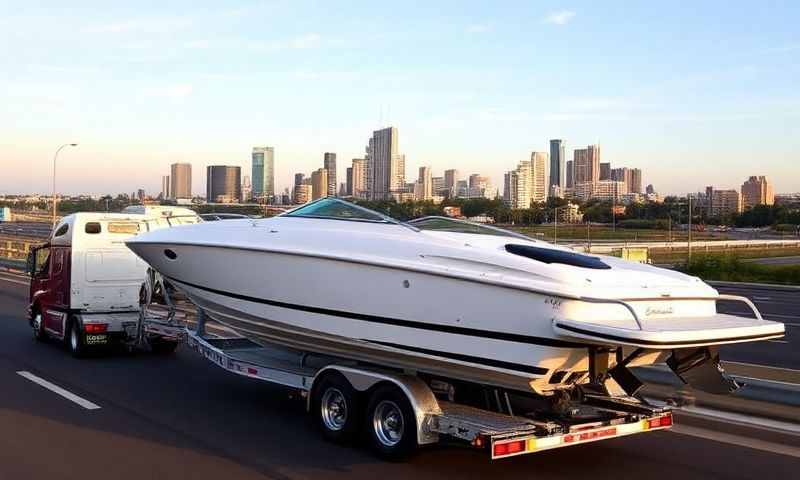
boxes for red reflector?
[247,367,257,375]
[84,323,108,334]
[563,434,575,443]
[493,443,508,457]
[506,440,525,454]
[660,415,673,427]
[649,418,661,429]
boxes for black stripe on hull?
[369,341,549,375]
[165,275,586,349]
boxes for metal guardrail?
[0,257,26,272]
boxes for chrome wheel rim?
[70,324,79,351]
[33,314,42,336]
[320,388,348,431]
[372,400,404,447]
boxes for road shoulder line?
[17,371,101,410]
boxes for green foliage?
[679,253,800,285]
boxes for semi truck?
[26,207,199,356]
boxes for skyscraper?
[206,166,241,203]
[241,175,252,202]
[468,174,491,198]
[293,184,311,204]
[160,175,170,200]
[345,167,353,196]
[252,146,275,200]
[503,160,533,209]
[444,169,459,198]
[573,145,600,185]
[530,152,548,203]
[416,166,433,201]
[599,162,611,181]
[324,152,337,197]
[351,158,367,199]
[549,139,565,193]
[630,168,642,194]
[706,186,742,217]
[741,176,774,209]
[366,127,404,200]
[565,160,574,189]
[170,163,192,199]
[294,173,305,186]
[311,168,328,200]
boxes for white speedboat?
[126,198,784,395]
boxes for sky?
[1,0,798,197]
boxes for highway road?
[744,256,800,265]
[1,272,798,479]
[0,221,51,239]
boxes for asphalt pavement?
[0,272,798,479]
[743,256,800,265]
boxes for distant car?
[199,213,251,221]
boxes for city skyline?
[1,2,798,196]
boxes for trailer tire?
[364,385,418,461]
[67,319,87,358]
[313,374,361,444]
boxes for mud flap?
[667,347,740,395]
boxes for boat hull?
[131,242,607,392]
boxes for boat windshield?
[408,216,536,241]
[283,198,411,227]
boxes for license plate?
[85,334,109,345]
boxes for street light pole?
[52,143,78,226]
[688,194,693,260]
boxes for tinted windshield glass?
[284,198,391,223]
[409,216,526,239]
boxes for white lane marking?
[767,339,789,344]
[0,276,29,286]
[752,296,772,301]
[723,311,800,321]
[669,425,800,459]
[17,371,101,410]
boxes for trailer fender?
[309,366,442,445]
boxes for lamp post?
[52,143,78,227]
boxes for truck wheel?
[150,338,179,355]
[32,313,47,342]
[313,374,361,443]
[67,320,87,358]
[364,385,418,460]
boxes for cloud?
[141,84,193,99]
[83,18,191,34]
[247,33,322,52]
[544,10,576,25]
[466,23,492,34]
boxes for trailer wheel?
[67,320,86,358]
[32,313,47,342]
[313,374,361,443]
[364,385,418,460]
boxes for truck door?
[28,245,67,337]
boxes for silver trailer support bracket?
[310,366,444,445]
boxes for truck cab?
[27,209,200,356]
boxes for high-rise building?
[351,158,367,199]
[170,163,192,199]
[741,176,774,209]
[630,168,642,194]
[503,160,533,209]
[599,162,611,181]
[345,167,353,196]
[432,176,445,196]
[206,166,241,203]
[530,151,548,202]
[366,127,404,200]
[311,168,328,200]
[293,184,311,204]
[574,180,624,202]
[610,167,642,194]
[416,166,433,201]
[294,173,305,186]
[646,184,655,195]
[136,189,146,202]
[706,186,742,217]
[252,146,275,200]
[565,160,574,189]
[161,175,170,200]
[324,152,337,197]
[241,175,252,202]
[468,174,491,198]
[444,169,459,197]
[549,139,565,193]
[573,145,600,185]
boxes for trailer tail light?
[84,323,108,334]
[493,439,526,458]
[645,414,673,430]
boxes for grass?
[504,225,726,242]
[677,253,800,285]
[649,246,800,265]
